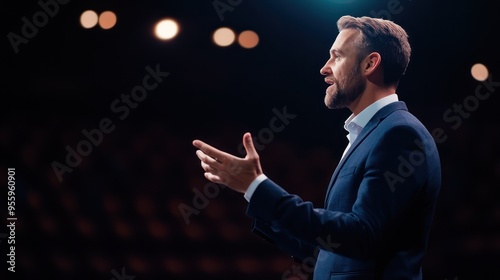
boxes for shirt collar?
[344,93,399,140]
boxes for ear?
[362,52,382,76]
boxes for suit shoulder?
[362,103,438,151]
[375,110,437,148]
[382,110,429,132]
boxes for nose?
[320,62,331,76]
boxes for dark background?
[2,0,500,279]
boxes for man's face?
[320,28,366,109]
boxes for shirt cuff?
[244,174,268,202]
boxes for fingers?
[204,172,224,183]
[196,150,224,183]
[196,150,222,167]
[193,140,236,185]
[192,139,204,149]
[192,140,228,163]
[193,135,261,190]
[242,132,259,159]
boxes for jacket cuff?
[246,178,289,223]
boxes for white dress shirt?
[244,94,400,202]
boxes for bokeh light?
[99,11,117,30]
[80,10,98,29]
[238,30,259,49]
[471,63,489,81]
[155,18,180,40]
[213,27,236,47]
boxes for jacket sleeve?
[250,218,317,263]
[246,124,434,258]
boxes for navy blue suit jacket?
[246,102,441,279]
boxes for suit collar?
[340,101,408,167]
[344,93,400,132]
[324,101,408,206]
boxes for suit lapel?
[323,101,409,206]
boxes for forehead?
[330,28,361,53]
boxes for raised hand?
[192,132,263,194]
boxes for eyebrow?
[329,49,343,56]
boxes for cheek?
[333,68,343,82]
[332,62,345,78]
[334,61,353,82]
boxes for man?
[193,15,441,279]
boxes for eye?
[331,52,341,61]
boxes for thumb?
[242,132,259,158]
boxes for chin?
[324,95,333,109]
[325,94,339,109]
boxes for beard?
[324,66,366,109]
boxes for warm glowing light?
[80,10,98,29]
[99,11,117,30]
[213,27,235,47]
[155,19,179,40]
[471,63,489,81]
[238,30,259,49]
